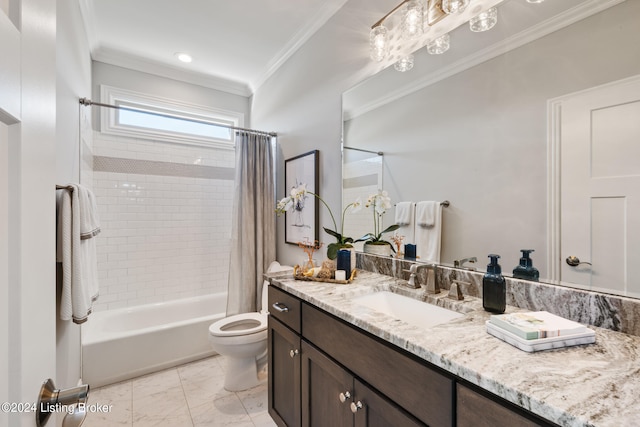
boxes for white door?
[1,2,57,426]
[559,76,640,297]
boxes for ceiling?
[79,0,350,96]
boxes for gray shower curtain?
[226,131,276,316]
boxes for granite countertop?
[268,270,640,427]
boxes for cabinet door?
[301,341,353,427]
[352,379,425,427]
[269,317,302,427]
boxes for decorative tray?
[486,321,596,353]
[293,266,357,285]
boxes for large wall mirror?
[342,0,640,297]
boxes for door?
[269,318,302,427]
[301,341,352,427]
[1,2,57,426]
[558,75,640,297]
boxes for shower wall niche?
[90,132,235,311]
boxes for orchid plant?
[354,190,400,250]
[276,184,362,259]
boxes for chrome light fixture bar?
[369,0,505,72]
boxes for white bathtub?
[82,293,226,388]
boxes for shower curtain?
[226,131,276,316]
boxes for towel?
[415,201,442,263]
[56,184,100,324]
[416,201,437,227]
[394,202,415,244]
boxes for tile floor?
[84,355,276,427]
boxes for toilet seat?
[208,312,267,338]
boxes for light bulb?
[401,0,424,40]
[427,33,450,55]
[442,0,470,14]
[370,26,389,62]
[470,7,498,32]
[394,55,414,72]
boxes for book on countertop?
[489,311,589,340]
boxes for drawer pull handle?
[350,401,363,413]
[289,349,299,358]
[272,302,289,313]
[339,391,351,403]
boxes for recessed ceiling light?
[175,52,192,63]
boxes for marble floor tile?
[84,355,275,427]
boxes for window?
[100,85,244,149]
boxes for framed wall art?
[284,150,319,245]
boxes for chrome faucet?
[454,257,477,270]
[403,263,440,294]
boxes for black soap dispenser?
[483,254,506,313]
[512,249,540,281]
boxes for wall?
[344,1,640,276]
[251,0,390,266]
[91,133,235,310]
[56,0,92,398]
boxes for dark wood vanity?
[267,285,554,427]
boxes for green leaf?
[327,243,339,260]
[381,224,400,234]
[323,227,342,241]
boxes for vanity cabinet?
[268,285,556,427]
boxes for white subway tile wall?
[92,133,235,311]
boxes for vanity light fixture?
[394,54,415,72]
[427,33,450,54]
[469,7,498,32]
[369,0,507,70]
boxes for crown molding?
[344,0,625,121]
[251,0,349,93]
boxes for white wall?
[56,0,93,394]
[251,0,389,266]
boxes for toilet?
[208,261,291,391]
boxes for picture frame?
[284,150,319,245]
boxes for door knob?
[566,256,592,267]
[350,401,363,413]
[339,391,351,403]
[289,349,299,358]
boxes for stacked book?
[486,311,596,352]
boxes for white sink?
[353,291,464,329]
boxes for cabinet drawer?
[302,302,453,427]
[268,286,301,333]
[457,383,549,427]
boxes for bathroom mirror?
[342,0,640,288]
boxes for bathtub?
[82,292,226,388]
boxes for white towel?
[416,201,437,227]
[415,201,442,263]
[56,184,100,324]
[394,202,415,244]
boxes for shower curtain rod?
[343,146,383,156]
[79,98,277,137]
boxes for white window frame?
[100,85,244,149]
